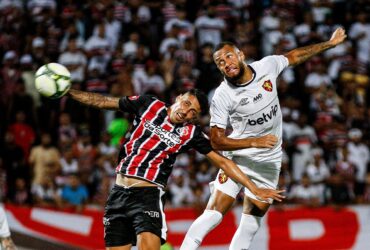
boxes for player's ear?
[238,50,245,61]
[175,94,182,102]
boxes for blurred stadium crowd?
[0,0,369,213]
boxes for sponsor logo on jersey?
[239,98,250,106]
[262,80,273,92]
[253,93,263,103]
[218,172,228,184]
[129,95,139,100]
[144,211,160,218]
[247,105,278,126]
[144,120,181,146]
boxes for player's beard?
[224,61,245,85]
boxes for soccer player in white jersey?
[0,206,16,250]
[181,27,347,250]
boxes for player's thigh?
[104,186,136,248]
[207,170,242,214]
[242,162,280,216]
[106,245,132,250]
[206,189,236,215]
[131,187,167,246]
[137,231,161,250]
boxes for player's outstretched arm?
[206,151,285,202]
[284,27,347,66]
[67,89,120,110]
[210,126,278,151]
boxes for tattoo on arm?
[287,41,333,66]
[69,89,119,110]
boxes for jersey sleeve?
[188,127,213,155]
[118,95,156,114]
[259,55,289,76]
[209,88,230,129]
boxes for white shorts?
[210,158,281,203]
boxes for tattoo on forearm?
[70,89,116,109]
[292,42,332,65]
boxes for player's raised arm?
[206,151,285,202]
[67,89,120,110]
[210,126,278,151]
[284,27,347,66]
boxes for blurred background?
[0,0,369,249]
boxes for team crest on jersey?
[129,96,139,100]
[218,172,228,184]
[262,80,273,92]
[176,127,189,136]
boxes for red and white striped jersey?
[116,95,212,187]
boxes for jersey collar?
[225,65,256,87]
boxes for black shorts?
[103,185,167,247]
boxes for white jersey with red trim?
[210,55,289,164]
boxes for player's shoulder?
[250,55,288,73]
[213,80,233,97]
[250,55,286,66]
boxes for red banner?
[5,204,370,250]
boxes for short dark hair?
[186,89,209,116]
[213,41,238,54]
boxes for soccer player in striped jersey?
[67,88,285,250]
[181,27,347,250]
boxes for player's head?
[213,41,246,83]
[169,89,209,124]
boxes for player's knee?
[243,198,270,216]
[207,191,235,215]
[137,232,161,250]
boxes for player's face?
[213,45,245,82]
[169,93,201,124]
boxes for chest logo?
[262,80,273,92]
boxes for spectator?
[7,110,36,159]
[194,5,226,47]
[0,131,28,199]
[58,112,78,148]
[56,173,88,213]
[291,113,317,182]
[168,169,194,207]
[349,11,370,64]
[31,175,58,207]
[9,177,32,205]
[29,132,61,187]
[58,38,88,83]
[346,128,369,200]
[289,173,322,207]
[306,148,330,202]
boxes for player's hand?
[329,27,347,46]
[250,134,278,148]
[254,188,286,204]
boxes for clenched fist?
[329,27,347,46]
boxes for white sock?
[229,214,261,250]
[180,210,223,250]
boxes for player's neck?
[237,63,254,85]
